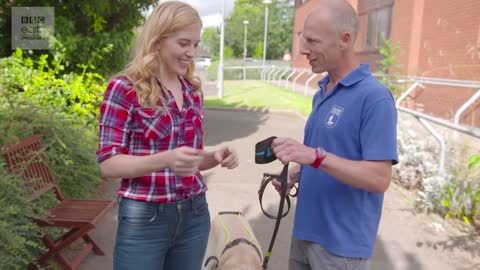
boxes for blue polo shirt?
[294,64,398,259]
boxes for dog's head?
[217,243,262,270]
[204,212,263,270]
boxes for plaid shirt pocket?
[184,107,204,148]
[192,107,203,136]
[136,108,172,141]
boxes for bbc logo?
[21,16,45,24]
[12,7,54,50]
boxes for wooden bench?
[1,134,115,270]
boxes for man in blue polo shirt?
[271,0,398,269]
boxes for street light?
[243,20,249,80]
[262,0,272,80]
[217,0,225,98]
[243,20,249,60]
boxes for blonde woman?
[96,2,238,269]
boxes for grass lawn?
[204,81,313,117]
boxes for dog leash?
[255,136,298,270]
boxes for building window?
[296,0,309,6]
[362,5,393,50]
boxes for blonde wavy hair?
[121,1,202,109]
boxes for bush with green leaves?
[395,115,480,226]
[378,39,403,97]
[0,85,102,268]
[0,50,102,197]
[1,49,105,126]
[0,0,157,77]
[440,154,480,226]
[414,152,480,226]
[0,100,101,198]
[0,162,45,270]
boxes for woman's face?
[157,22,202,78]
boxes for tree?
[201,27,220,59]
[0,0,157,76]
[224,0,294,60]
[224,46,234,59]
[254,42,263,59]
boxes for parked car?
[194,57,212,70]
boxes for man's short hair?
[328,0,359,42]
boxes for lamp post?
[243,20,249,80]
[262,0,272,80]
[217,0,225,98]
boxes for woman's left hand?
[213,146,239,169]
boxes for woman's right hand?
[166,146,204,176]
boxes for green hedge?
[0,50,104,268]
[1,49,105,127]
[0,162,45,269]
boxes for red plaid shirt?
[96,76,207,203]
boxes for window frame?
[359,4,394,52]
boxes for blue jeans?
[113,193,210,270]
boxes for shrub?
[440,154,480,225]
[395,116,480,226]
[0,49,102,197]
[378,39,403,97]
[0,98,100,198]
[1,42,105,267]
[394,127,440,189]
[0,49,106,127]
[0,74,102,268]
[0,162,45,269]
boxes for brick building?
[292,0,480,127]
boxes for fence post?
[292,70,307,92]
[285,69,297,89]
[304,73,319,96]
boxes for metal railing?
[222,65,480,175]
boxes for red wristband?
[310,147,327,168]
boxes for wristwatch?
[310,147,327,168]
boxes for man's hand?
[271,168,300,195]
[213,146,239,169]
[271,137,316,165]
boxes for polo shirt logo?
[325,105,344,128]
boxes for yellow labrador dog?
[203,212,263,270]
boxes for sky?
[179,0,237,27]
[147,0,237,28]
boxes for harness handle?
[261,163,290,270]
[258,167,297,219]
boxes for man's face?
[300,14,341,74]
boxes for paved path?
[80,107,480,270]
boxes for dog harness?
[203,211,262,268]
